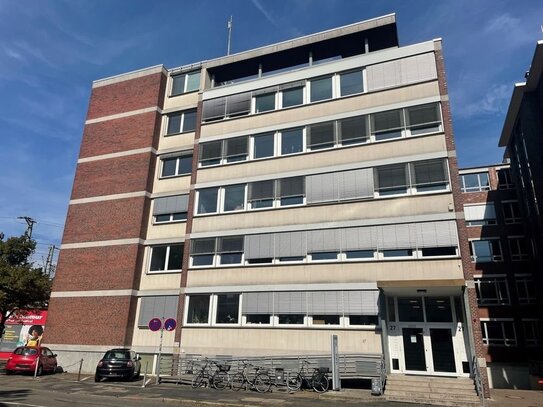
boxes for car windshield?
[14,347,38,356]
[104,350,131,359]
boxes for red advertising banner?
[0,310,48,359]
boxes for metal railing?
[472,356,485,406]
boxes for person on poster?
[25,325,44,346]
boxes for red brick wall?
[52,244,144,292]
[45,296,138,346]
[62,197,148,243]
[80,111,162,158]
[86,72,167,120]
[71,153,154,199]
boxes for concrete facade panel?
[157,132,196,152]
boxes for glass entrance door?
[430,328,456,373]
[402,327,426,371]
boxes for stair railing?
[472,356,485,406]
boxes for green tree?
[0,234,52,339]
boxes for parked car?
[95,348,141,382]
[5,346,57,375]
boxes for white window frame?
[309,251,340,262]
[515,274,536,304]
[278,127,306,157]
[184,294,212,326]
[252,91,279,114]
[469,238,503,262]
[212,293,242,327]
[377,249,415,260]
[480,318,517,347]
[153,212,188,224]
[165,109,196,136]
[220,184,247,213]
[170,71,200,96]
[345,314,380,329]
[147,244,183,274]
[160,154,192,178]
[460,172,491,193]
[308,314,342,328]
[341,250,377,262]
[275,314,308,327]
[250,132,277,160]
[464,203,497,226]
[195,187,220,215]
[279,85,306,109]
[474,275,510,305]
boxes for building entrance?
[386,295,469,376]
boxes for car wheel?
[36,365,43,376]
[94,374,101,382]
[5,370,13,375]
[133,368,141,380]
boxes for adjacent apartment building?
[45,14,488,388]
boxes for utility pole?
[18,216,36,238]
[44,245,58,278]
[227,16,233,55]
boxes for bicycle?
[231,361,272,393]
[209,362,233,390]
[286,360,330,393]
[191,358,213,388]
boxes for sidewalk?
[487,388,543,407]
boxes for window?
[406,104,441,135]
[254,93,275,113]
[190,238,216,266]
[338,116,368,145]
[252,133,275,159]
[420,247,457,257]
[470,239,502,262]
[412,160,448,192]
[224,137,248,163]
[248,180,274,209]
[464,203,497,226]
[497,168,513,189]
[311,315,340,325]
[153,195,188,223]
[307,122,335,150]
[278,314,305,325]
[218,236,244,265]
[281,86,304,108]
[425,297,453,322]
[460,172,490,192]
[382,249,413,258]
[310,76,333,102]
[515,275,536,304]
[186,295,210,324]
[349,315,379,326]
[375,164,408,196]
[223,184,245,212]
[215,294,240,324]
[278,177,305,206]
[171,70,200,96]
[474,277,510,305]
[481,320,517,346]
[340,70,363,96]
[161,154,192,177]
[199,141,222,166]
[149,244,184,273]
[311,252,339,261]
[398,297,424,322]
[502,201,521,224]
[345,250,374,260]
[138,296,178,327]
[523,320,542,346]
[509,237,529,261]
[166,109,197,135]
[197,187,219,214]
[280,128,303,155]
[371,109,403,141]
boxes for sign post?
[148,317,176,383]
[331,334,340,390]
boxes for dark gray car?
[95,348,141,382]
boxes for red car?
[5,346,57,375]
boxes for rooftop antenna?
[227,16,233,55]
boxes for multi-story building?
[45,14,488,391]
[459,163,542,388]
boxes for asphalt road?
[0,372,426,407]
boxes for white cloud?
[455,84,512,118]
[251,0,280,28]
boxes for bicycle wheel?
[191,372,205,388]
[253,372,272,393]
[231,372,245,391]
[312,373,329,393]
[212,371,229,390]
[286,373,302,391]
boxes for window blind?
[275,231,307,257]
[226,92,251,116]
[308,291,342,315]
[464,204,496,221]
[307,229,341,252]
[245,234,274,259]
[138,296,179,327]
[190,238,217,254]
[153,195,189,215]
[306,173,338,203]
[202,97,226,121]
[343,291,379,315]
[340,226,378,251]
[274,291,306,314]
[338,168,374,200]
[242,292,273,314]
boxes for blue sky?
[0,0,541,264]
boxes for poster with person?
[0,310,47,358]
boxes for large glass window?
[223,184,245,212]
[475,277,510,305]
[371,109,403,141]
[253,133,274,159]
[199,141,222,166]
[197,188,219,214]
[248,180,274,209]
[218,236,244,265]
[470,239,502,262]
[278,177,304,206]
[406,104,441,135]
[340,70,363,96]
[523,320,542,346]
[515,275,536,304]
[412,160,448,192]
[186,295,210,324]
[282,86,303,108]
[224,137,248,163]
[310,76,332,102]
[460,172,490,192]
[166,109,196,135]
[149,244,183,273]
[171,71,200,96]
[281,128,303,155]
[375,164,408,196]
[190,238,216,266]
[216,294,240,324]
[497,168,513,189]
[161,154,192,177]
[481,320,517,346]
[398,297,424,322]
[502,201,521,224]
[509,237,529,261]
[307,122,335,150]
[425,297,453,322]
[339,116,368,145]
[255,93,275,113]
